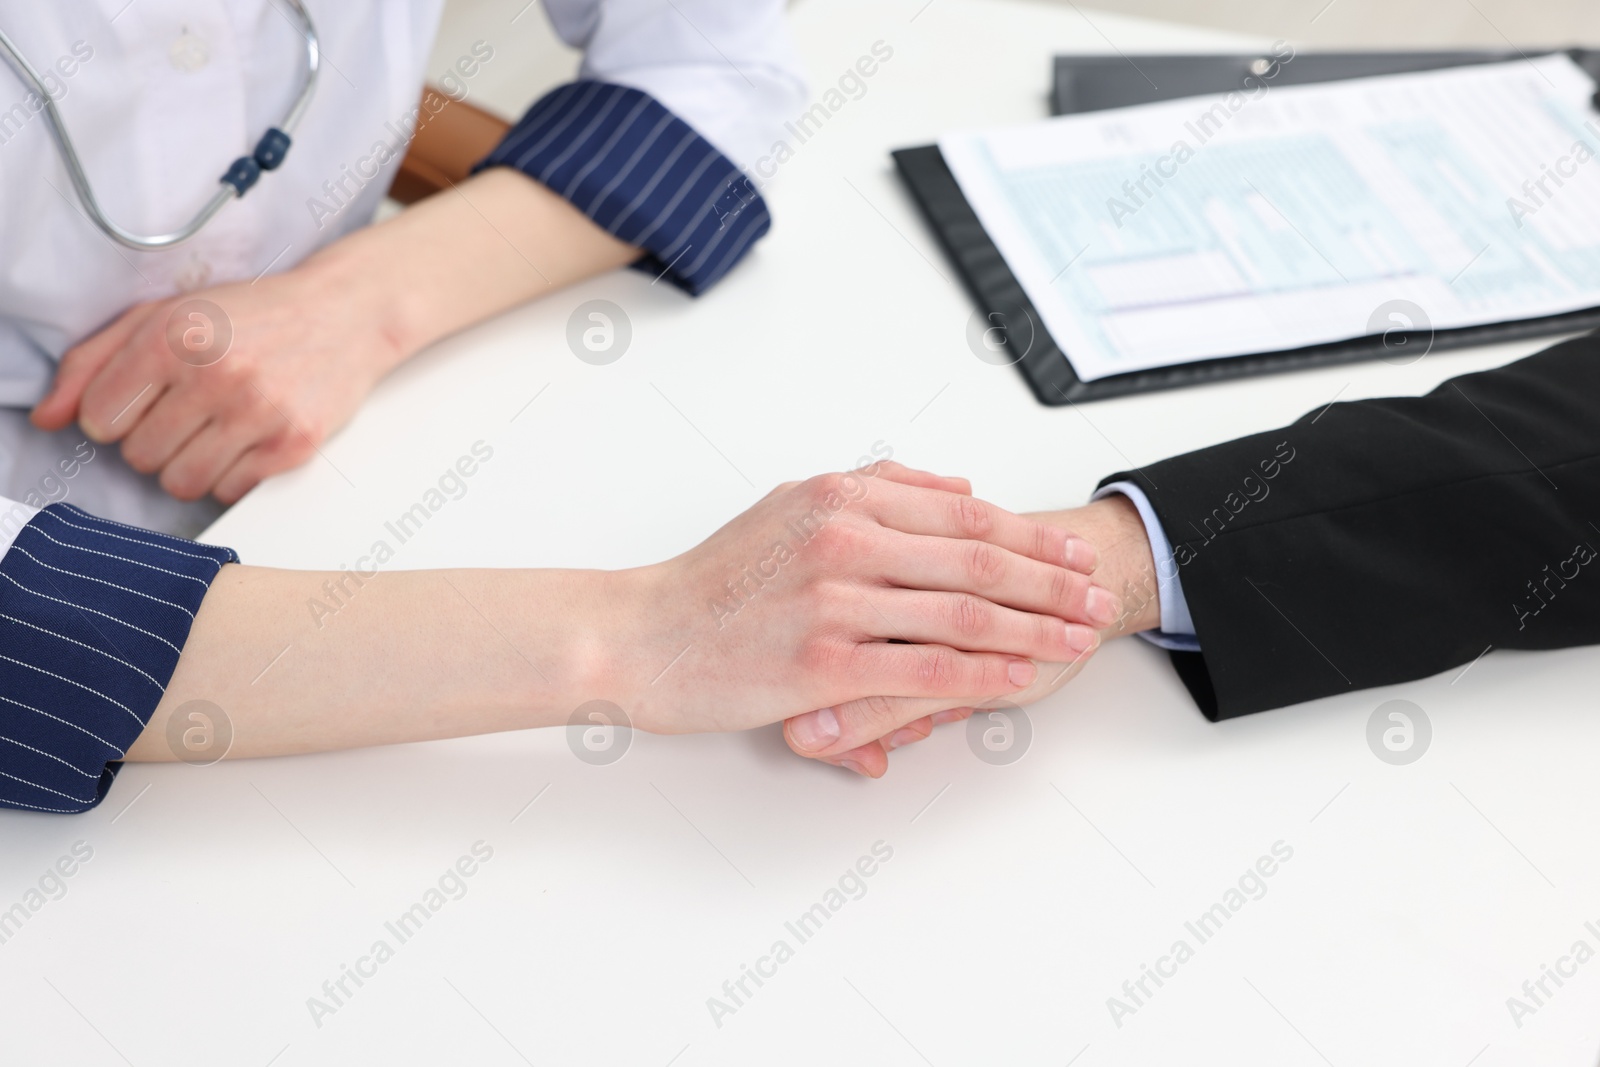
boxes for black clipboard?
[892,49,1600,405]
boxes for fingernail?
[790,707,840,752]
[1066,625,1099,654]
[841,759,869,777]
[1065,537,1098,572]
[1008,660,1036,687]
[1086,587,1122,627]
[931,709,967,725]
[886,728,921,751]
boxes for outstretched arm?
[0,462,1119,812]
[787,332,1600,774]
[127,467,1112,761]
[1090,333,1600,719]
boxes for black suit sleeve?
[1099,333,1600,720]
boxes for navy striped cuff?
[475,80,770,296]
[0,505,237,814]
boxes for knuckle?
[964,541,1006,586]
[805,471,846,501]
[250,396,290,432]
[277,438,316,471]
[1037,613,1061,655]
[133,333,169,365]
[915,647,956,690]
[799,634,851,676]
[295,413,328,446]
[158,466,203,501]
[212,355,254,388]
[1049,566,1076,612]
[215,380,263,416]
[120,440,160,475]
[951,494,993,539]
[1032,521,1062,564]
[265,425,312,460]
[232,399,278,438]
[973,655,1009,693]
[857,694,900,730]
[947,593,991,640]
[800,580,855,630]
[899,719,932,743]
[807,519,866,563]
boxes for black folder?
[892,50,1600,405]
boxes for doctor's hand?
[782,494,1162,777]
[30,265,408,502]
[617,462,1116,737]
[31,168,642,503]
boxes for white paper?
[940,54,1600,382]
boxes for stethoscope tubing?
[0,0,320,251]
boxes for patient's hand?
[779,652,1098,776]
[782,494,1161,775]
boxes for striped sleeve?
[0,501,237,815]
[474,81,770,296]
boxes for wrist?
[297,233,424,375]
[1029,497,1162,636]
[541,566,664,729]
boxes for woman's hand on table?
[611,461,1118,737]
[781,493,1164,776]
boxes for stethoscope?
[0,0,320,252]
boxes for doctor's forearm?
[121,564,614,761]
[304,168,640,364]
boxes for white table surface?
[5,1,1599,1064]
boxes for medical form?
[940,54,1600,381]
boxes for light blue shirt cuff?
[1092,481,1201,653]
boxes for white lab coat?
[0,0,804,531]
